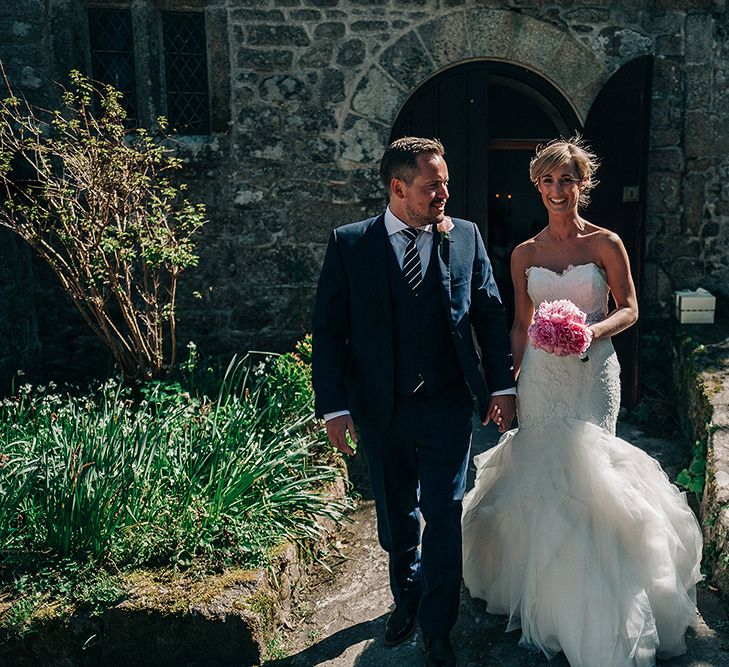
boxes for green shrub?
[0,344,350,580]
[676,440,706,497]
[0,71,207,380]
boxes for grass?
[265,633,291,660]
[0,338,352,637]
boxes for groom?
[312,137,515,666]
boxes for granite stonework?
[674,314,729,594]
[0,1,728,380]
[0,230,39,385]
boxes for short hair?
[529,135,600,208]
[379,136,445,190]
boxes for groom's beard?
[406,202,447,228]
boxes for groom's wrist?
[324,410,351,421]
[491,388,516,396]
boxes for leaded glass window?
[162,12,210,135]
[88,8,137,125]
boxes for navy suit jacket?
[312,213,514,431]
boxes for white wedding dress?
[462,263,703,667]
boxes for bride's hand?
[485,395,516,433]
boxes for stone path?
[266,421,729,667]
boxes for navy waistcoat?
[386,236,464,395]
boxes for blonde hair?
[529,135,600,209]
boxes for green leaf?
[676,470,692,489]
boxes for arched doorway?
[391,61,580,321]
[390,58,652,406]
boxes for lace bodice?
[517,262,620,434]
[526,263,610,323]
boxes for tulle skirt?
[462,419,703,667]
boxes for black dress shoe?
[424,637,456,667]
[384,604,417,646]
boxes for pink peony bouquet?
[528,299,593,360]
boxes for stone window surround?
[78,0,230,135]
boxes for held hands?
[326,395,515,450]
[484,395,516,433]
[325,414,358,456]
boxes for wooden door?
[583,55,653,407]
[390,64,490,235]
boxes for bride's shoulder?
[583,222,625,251]
[511,238,538,266]
[583,223,629,268]
[583,222,621,243]
[510,239,540,280]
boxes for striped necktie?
[401,227,422,293]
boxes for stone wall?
[0,1,47,384]
[0,0,728,379]
[674,315,729,593]
[0,230,39,385]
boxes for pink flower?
[436,217,454,242]
[528,299,593,358]
[436,217,454,234]
[528,318,559,354]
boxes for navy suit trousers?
[358,382,473,641]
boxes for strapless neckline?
[526,262,605,278]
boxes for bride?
[462,137,703,666]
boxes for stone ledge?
[0,547,301,666]
[0,477,348,666]
[674,312,729,592]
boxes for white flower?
[436,217,454,234]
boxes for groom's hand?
[325,414,358,456]
[484,395,516,433]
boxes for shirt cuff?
[324,410,351,421]
[491,388,516,396]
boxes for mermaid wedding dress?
[462,263,703,666]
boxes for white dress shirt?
[384,206,434,276]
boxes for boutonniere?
[436,217,454,243]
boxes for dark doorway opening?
[390,58,652,407]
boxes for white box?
[675,288,716,324]
[677,310,715,324]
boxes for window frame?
[160,9,211,135]
[81,0,229,136]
